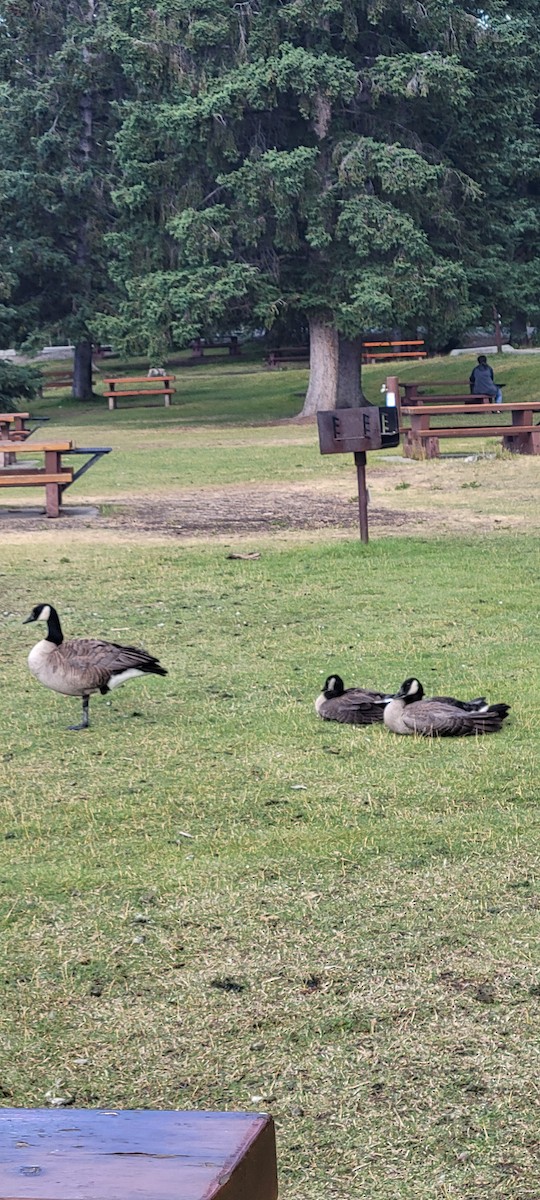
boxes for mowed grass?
[2,532,540,1199]
[18,350,540,510]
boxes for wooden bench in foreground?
[0,1108,278,1200]
[0,441,112,517]
[401,402,540,459]
[104,374,176,410]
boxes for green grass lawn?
[1,354,540,1198]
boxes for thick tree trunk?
[73,340,94,399]
[336,336,370,408]
[300,321,371,415]
[301,319,339,415]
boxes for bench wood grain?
[0,1108,278,1200]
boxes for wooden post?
[44,448,61,517]
[354,451,369,543]
[504,408,540,455]
[493,305,503,354]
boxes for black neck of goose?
[45,608,63,646]
[403,684,424,705]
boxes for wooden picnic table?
[0,412,50,466]
[104,375,176,410]
[401,401,540,458]
[399,381,491,405]
[0,441,112,516]
[0,1108,278,1200]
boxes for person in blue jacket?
[469,355,503,404]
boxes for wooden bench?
[41,370,73,391]
[266,347,309,368]
[362,339,426,363]
[0,441,112,516]
[401,402,540,459]
[104,374,176,410]
[0,1108,278,1200]
[400,381,492,406]
[0,412,50,466]
[40,370,98,395]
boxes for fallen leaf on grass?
[226,552,261,560]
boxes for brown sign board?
[318,406,402,454]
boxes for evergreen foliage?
[0,0,125,394]
[1,0,540,403]
[0,361,42,412]
[108,1,540,361]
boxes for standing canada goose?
[383,678,510,737]
[315,675,392,725]
[23,603,167,730]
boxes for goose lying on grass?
[316,675,492,726]
[315,675,392,725]
[383,678,510,738]
[23,603,167,730]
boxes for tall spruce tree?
[109,1,540,411]
[0,0,124,397]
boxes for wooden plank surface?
[410,426,539,439]
[0,1109,278,1200]
[0,472,73,485]
[401,403,540,417]
[104,376,176,384]
[103,389,174,397]
[0,413,30,421]
[0,442,73,453]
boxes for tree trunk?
[300,320,370,415]
[73,340,94,399]
[336,336,370,407]
[301,319,338,415]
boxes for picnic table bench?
[0,412,50,466]
[0,441,112,516]
[104,374,176,409]
[266,346,309,368]
[400,381,492,406]
[40,370,98,393]
[401,401,540,459]
[363,339,426,363]
[0,1108,278,1200]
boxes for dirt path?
[0,478,522,539]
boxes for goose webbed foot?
[68,695,90,731]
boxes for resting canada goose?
[315,675,490,726]
[23,603,167,730]
[315,675,392,725]
[383,678,510,738]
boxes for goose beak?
[22,613,36,624]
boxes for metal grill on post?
[317,407,400,543]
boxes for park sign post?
[317,406,400,543]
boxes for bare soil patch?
[1,484,417,537]
[2,466,531,539]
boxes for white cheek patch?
[409,680,420,695]
[107,667,145,690]
[38,605,51,621]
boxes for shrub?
[0,360,43,411]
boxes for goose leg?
[68,695,90,731]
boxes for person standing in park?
[469,355,503,404]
